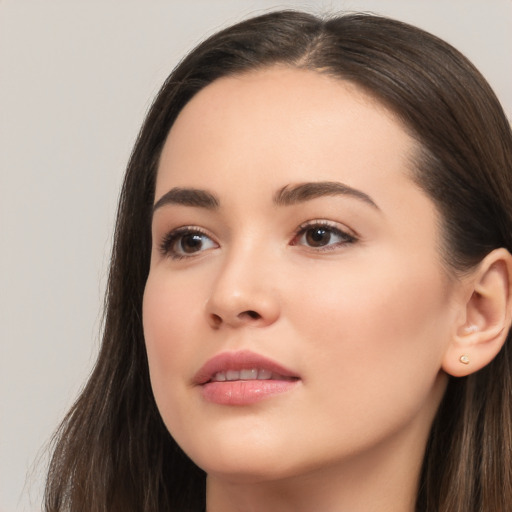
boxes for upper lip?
[193,350,299,385]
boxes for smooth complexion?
[143,67,474,512]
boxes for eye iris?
[180,233,203,253]
[306,227,331,247]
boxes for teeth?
[211,368,277,382]
[240,369,258,380]
[226,370,239,381]
[257,368,272,379]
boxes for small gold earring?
[459,354,470,365]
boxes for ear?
[442,248,512,377]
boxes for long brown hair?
[45,10,512,512]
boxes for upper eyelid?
[295,219,359,238]
[159,220,354,237]
[159,225,216,240]
[166,225,211,235]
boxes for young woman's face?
[143,67,464,482]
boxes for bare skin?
[143,66,512,511]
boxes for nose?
[205,249,281,329]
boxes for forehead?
[163,66,406,159]
[156,66,420,212]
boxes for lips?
[194,350,300,405]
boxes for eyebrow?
[153,181,379,213]
[273,181,379,209]
[153,187,220,212]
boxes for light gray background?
[1,1,511,510]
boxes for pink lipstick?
[194,350,299,405]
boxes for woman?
[45,10,512,512]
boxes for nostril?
[239,310,261,320]
[210,313,222,326]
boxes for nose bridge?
[205,236,280,328]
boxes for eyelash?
[291,221,357,250]
[159,226,216,261]
[159,221,357,260]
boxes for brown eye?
[305,227,332,247]
[179,233,206,253]
[294,223,356,250]
[160,228,218,259]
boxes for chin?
[181,436,303,483]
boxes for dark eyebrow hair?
[273,181,379,209]
[153,187,220,212]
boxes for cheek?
[287,256,453,422]
[291,257,451,342]
[142,272,205,415]
[143,268,209,344]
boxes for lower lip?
[200,379,298,405]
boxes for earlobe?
[442,248,512,378]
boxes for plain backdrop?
[1,1,511,510]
